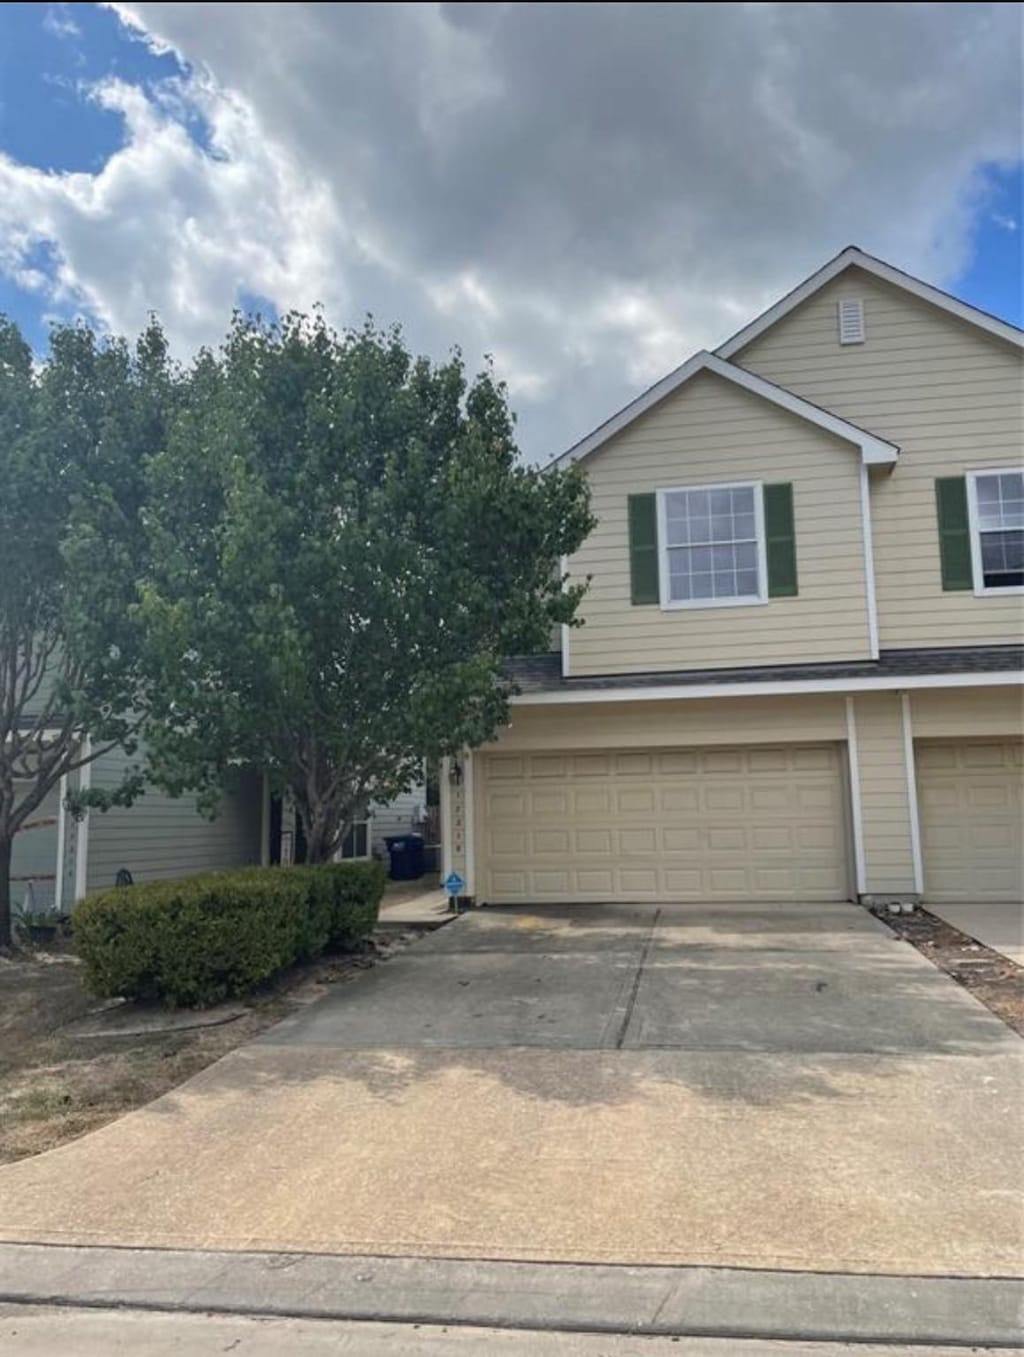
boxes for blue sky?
[0,3,1020,457]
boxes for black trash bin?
[384,833,425,881]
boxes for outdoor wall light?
[448,759,464,787]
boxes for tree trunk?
[300,804,337,865]
[0,832,13,951]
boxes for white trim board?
[54,772,68,914]
[859,464,880,659]
[73,739,91,903]
[510,669,1023,706]
[717,246,1024,359]
[559,554,570,678]
[463,748,476,896]
[900,692,924,895]
[844,697,867,897]
[550,350,899,472]
[439,757,452,885]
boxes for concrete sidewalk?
[3,1306,1007,1357]
[0,1244,1020,1347]
[926,901,1024,966]
[0,903,1020,1284]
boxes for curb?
[0,1243,1020,1347]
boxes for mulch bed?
[873,906,1023,1036]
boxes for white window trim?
[336,811,373,862]
[656,480,769,612]
[966,468,1024,597]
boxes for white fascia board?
[717,246,1024,359]
[510,669,1023,706]
[549,350,897,471]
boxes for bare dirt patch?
[0,930,425,1165]
[874,906,1023,1035]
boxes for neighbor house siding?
[370,782,426,856]
[733,267,1024,650]
[848,692,915,896]
[85,749,262,894]
[567,370,870,676]
[9,781,61,913]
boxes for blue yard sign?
[443,871,465,897]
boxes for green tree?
[140,313,594,862]
[0,317,175,947]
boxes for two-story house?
[442,248,1023,908]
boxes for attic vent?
[838,297,865,345]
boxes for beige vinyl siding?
[849,692,915,895]
[734,267,1024,650]
[85,749,262,894]
[491,693,847,753]
[370,781,426,856]
[910,685,1024,740]
[567,370,870,675]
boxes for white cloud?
[1,2,1020,459]
[42,5,82,40]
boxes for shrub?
[74,861,385,1008]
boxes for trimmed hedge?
[74,860,386,1008]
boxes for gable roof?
[716,245,1024,359]
[550,349,899,471]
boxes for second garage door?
[917,740,1024,903]
[478,744,849,904]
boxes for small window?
[969,470,1024,592]
[338,818,370,860]
[657,482,766,609]
[838,298,864,345]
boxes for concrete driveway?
[0,902,1020,1277]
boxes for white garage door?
[917,740,1024,903]
[479,744,849,903]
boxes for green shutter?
[628,494,659,605]
[935,477,973,591]
[764,483,798,598]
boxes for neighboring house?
[442,247,1023,908]
[10,741,263,917]
[12,748,428,914]
[267,778,428,866]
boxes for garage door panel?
[662,826,701,851]
[752,826,794,851]
[615,752,653,775]
[533,829,570,854]
[658,751,699,774]
[488,791,526,817]
[571,754,610,777]
[574,788,612,815]
[489,829,526,855]
[577,869,614,894]
[481,742,848,904]
[917,739,1023,904]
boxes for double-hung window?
[968,470,1024,593]
[657,481,767,608]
